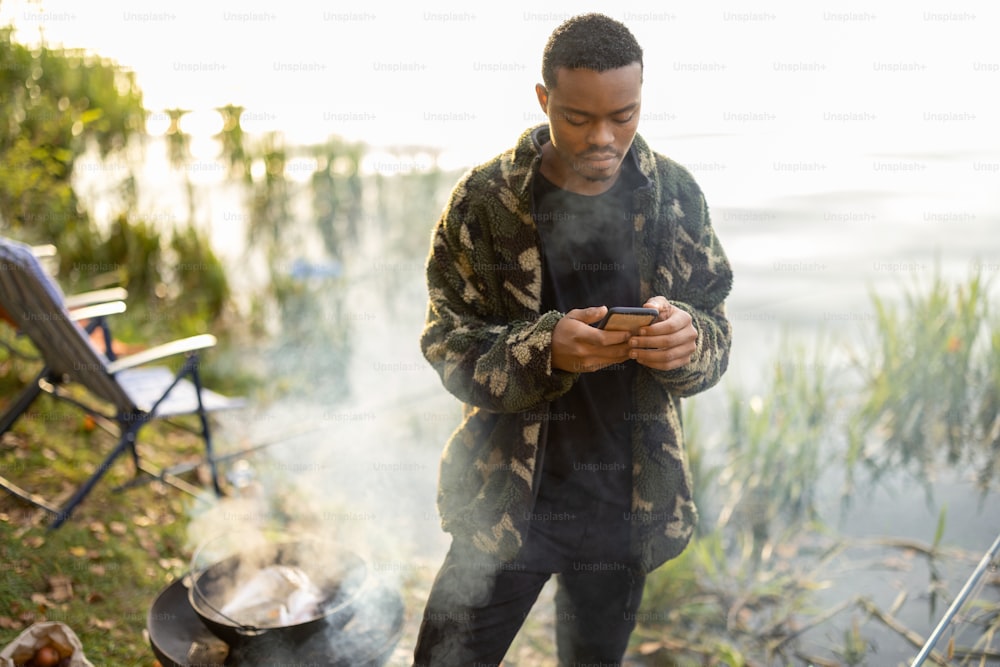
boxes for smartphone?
[592,306,658,333]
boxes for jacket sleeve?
[650,187,733,398]
[420,177,577,413]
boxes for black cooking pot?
[187,539,368,648]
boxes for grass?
[0,348,212,664]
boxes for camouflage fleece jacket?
[420,124,733,574]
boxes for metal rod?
[911,530,1000,667]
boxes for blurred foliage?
[215,103,250,184]
[0,26,229,341]
[0,25,141,261]
[715,343,833,564]
[246,131,290,254]
[309,137,364,260]
[640,273,1000,664]
[847,268,999,494]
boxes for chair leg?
[49,423,140,529]
[0,373,59,513]
[0,473,61,515]
[125,412,142,472]
[114,359,224,498]
[189,361,222,496]
[0,370,45,436]
[199,411,222,496]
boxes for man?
[414,13,733,666]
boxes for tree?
[0,25,144,273]
[0,25,230,335]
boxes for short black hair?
[541,13,644,90]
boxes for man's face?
[535,63,642,193]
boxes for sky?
[3,0,997,185]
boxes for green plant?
[0,26,144,256]
[715,341,834,563]
[846,268,998,493]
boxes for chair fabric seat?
[115,366,246,417]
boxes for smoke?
[181,182,463,663]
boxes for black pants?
[412,501,645,666]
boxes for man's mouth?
[580,153,619,169]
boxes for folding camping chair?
[1,245,128,443]
[0,244,127,358]
[0,237,245,528]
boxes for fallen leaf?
[109,521,128,535]
[137,531,159,558]
[90,617,115,630]
[30,592,49,606]
[89,564,106,576]
[25,535,45,549]
[68,545,88,558]
[0,616,20,629]
[158,557,185,571]
[638,640,665,655]
[86,592,104,604]
[47,574,74,602]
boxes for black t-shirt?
[532,165,642,517]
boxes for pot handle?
[188,569,266,636]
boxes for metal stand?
[910,530,1000,667]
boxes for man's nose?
[587,120,615,148]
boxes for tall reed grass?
[636,269,999,665]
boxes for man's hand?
[627,296,697,371]
[551,306,632,373]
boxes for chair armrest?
[106,334,217,374]
[68,301,127,322]
[63,287,129,310]
[30,244,57,260]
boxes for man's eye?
[614,114,635,124]
[563,114,585,126]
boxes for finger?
[630,345,695,370]
[630,324,697,352]
[631,326,697,349]
[565,305,608,325]
[642,296,672,319]
[639,308,691,336]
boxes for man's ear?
[535,83,549,114]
